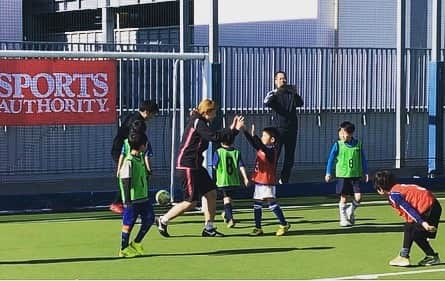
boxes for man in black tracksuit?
[111,100,159,163]
[264,71,304,184]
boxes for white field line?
[312,267,445,280]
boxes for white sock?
[339,202,347,221]
[160,216,169,225]
[205,221,214,230]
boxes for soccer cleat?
[155,217,170,237]
[418,254,440,266]
[389,255,410,267]
[340,219,352,227]
[249,228,264,236]
[119,246,138,258]
[202,227,225,237]
[276,223,291,236]
[226,219,236,228]
[129,241,144,256]
[109,203,124,214]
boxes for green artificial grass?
[0,195,444,279]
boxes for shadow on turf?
[0,246,334,264]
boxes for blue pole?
[427,62,444,176]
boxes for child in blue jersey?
[212,134,249,228]
[374,170,441,267]
[325,121,369,227]
[118,132,154,258]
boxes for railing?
[0,41,443,186]
[1,41,439,113]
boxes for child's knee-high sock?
[224,203,233,221]
[254,201,263,229]
[121,225,132,249]
[339,202,348,222]
[269,202,287,225]
[351,199,360,213]
[134,215,154,243]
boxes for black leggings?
[277,128,297,183]
[403,200,442,256]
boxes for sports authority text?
[0,72,111,114]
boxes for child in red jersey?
[243,124,290,236]
[373,170,442,267]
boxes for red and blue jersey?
[389,184,436,223]
[243,130,279,185]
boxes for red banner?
[0,59,117,125]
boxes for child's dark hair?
[140,100,159,114]
[128,132,148,150]
[340,121,355,134]
[220,133,235,146]
[129,120,147,135]
[263,127,280,143]
[373,170,396,191]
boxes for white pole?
[0,50,207,60]
[170,59,180,203]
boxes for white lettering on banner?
[0,98,110,114]
[0,73,13,97]
[12,73,30,98]
[0,71,112,115]
[54,73,75,98]
[0,72,110,98]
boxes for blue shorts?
[122,200,155,227]
[336,178,361,196]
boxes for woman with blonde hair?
[156,99,244,237]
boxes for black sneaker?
[202,227,225,237]
[155,217,170,237]
[418,253,440,266]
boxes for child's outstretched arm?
[243,124,266,151]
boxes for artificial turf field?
[1,194,444,280]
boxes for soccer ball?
[155,189,170,205]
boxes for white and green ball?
[155,189,170,205]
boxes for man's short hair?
[274,70,287,79]
[140,100,159,114]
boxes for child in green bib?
[212,134,249,228]
[325,121,369,227]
